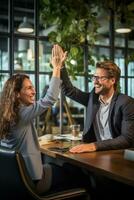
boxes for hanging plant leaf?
[40,0,100,78]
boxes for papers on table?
[38,134,55,145]
[54,133,82,141]
[38,133,82,144]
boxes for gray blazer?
[61,67,134,151]
[1,77,61,180]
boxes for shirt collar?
[99,93,114,105]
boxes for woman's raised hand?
[51,44,67,69]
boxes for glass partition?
[39,74,50,98]
[14,38,35,71]
[115,57,125,76]
[29,74,35,87]
[0,37,9,70]
[115,35,125,48]
[128,78,134,97]
[128,62,134,77]
[39,40,52,72]
[119,78,125,94]
[0,73,9,92]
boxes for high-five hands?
[51,44,67,69]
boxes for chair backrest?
[0,146,89,200]
[0,146,37,199]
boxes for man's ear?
[111,77,116,84]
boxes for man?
[60,49,134,153]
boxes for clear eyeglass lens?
[92,76,108,81]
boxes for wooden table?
[40,140,134,187]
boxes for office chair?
[0,146,90,200]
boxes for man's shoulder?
[116,93,134,104]
[117,93,134,100]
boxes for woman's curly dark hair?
[0,73,29,139]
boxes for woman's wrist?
[52,67,61,78]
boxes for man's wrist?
[60,65,65,70]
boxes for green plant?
[40,0,100,78]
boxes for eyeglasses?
[91,75,110,81]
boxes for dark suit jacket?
[61,67,134,150]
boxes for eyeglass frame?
[91,75,112,81]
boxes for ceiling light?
[115,12,132,34]
[115,27,132,33]
[17,17,34,34]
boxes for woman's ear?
[16,92,20,98]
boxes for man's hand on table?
[69,143,97,153]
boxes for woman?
[0,44,89,194]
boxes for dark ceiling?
[0,0,134,40]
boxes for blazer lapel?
[84,93,100,133]
[108,92,119,136]
[109,92,119,117]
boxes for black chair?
[0,147,90,200]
